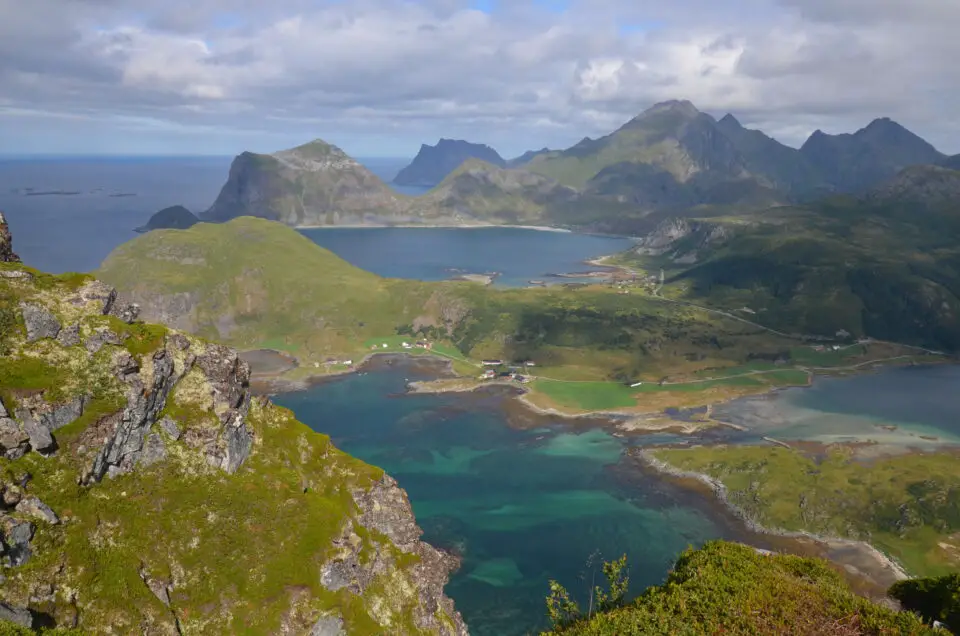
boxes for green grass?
[532,380,639,410]
[653,446,960,577]
[549,541,932,636]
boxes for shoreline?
[632,449,911,584]
[294,223,572,233]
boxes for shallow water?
[710,364,960,449]
[274,358,758,635]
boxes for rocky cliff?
[0,213,18,263]
[394,139,506,187]
[0,216,467,634]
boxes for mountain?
[799,118,945,192]
[202,140,410,226]
[940,154,960,170]
[419,159,578,225]
[0,216,466,634]
[506,147,552,168]
[135,205,200,232]
[525,100,749,189]
[621,165,960,351]
[715,114,829,196]
[394,139,505,187]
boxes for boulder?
[85,328,123,354]
[15,496,59,525]
[0,601,31,627]
[158,417,181,440]
[2,516,35,566]
[20,302,61,342]
[56,323,81,347]
[138,433,167,467]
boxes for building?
[482,359,503,366]
[480,369,496,380]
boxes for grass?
[652,445,960,577]
[549,541,933,635]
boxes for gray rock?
[2,517,35,566]
[222,415,253,474]
[138,566,172,606]
[85,328,123,354]
[169,333,191,351]
[39,396,85,432]
[109,300,140,324]
[158,417,181,440]
[82,348,183,483]
[139,433,167,467]
[0,414,25,459]
[15,496,59,525]
[0,398,7,418]
[0,270,31,280]
[0,601,31,627]
[18,414,54,453]
[310,615,345,636]
[20,302,61,342]
[70,280,117,314]
[56,323,81,347]
[2,483,22,507]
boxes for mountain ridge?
[394,138,506,187]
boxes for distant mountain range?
[393,139,505,187]
[139,99,953,236]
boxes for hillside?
[394,139,506,187]
[547,541,935,635]
[619,165,960,351]
[0,214,466,633]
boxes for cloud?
[0,0,957,156]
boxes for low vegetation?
[544,541,935,635]
[652,445,960,577]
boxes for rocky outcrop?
[319,474,468,635]
[0,212,19,264]
[635,217,732,263]
[69,279,140,324]
[20,302,61,342]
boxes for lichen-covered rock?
[158,417,181,440]
[69,280,117,314]
[0,399,29,459]
[310,615,346,636]
[85,327,123,354]
[193,344,254,472]
[109,299,140,324]
[0,212,19,264]
[56,323,81,347]
[20,302,61,342]
[15,496,59,525]
[138,433,167,467]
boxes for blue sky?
[0,0,957,158]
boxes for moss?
[103,316,168,357]
[0,355,70,407]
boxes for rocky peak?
[717,113,743,129]
[639,99,701,119]
[0,212,19,264]
[394,137,506,187]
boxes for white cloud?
[0,0,957,156]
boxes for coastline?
[632,448,911,584]
[294,222,572,233]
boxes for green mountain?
[0,216,466,633]
[799,118,945,192]
[394,139,506,187]
[624,165,960,351]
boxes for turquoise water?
[298,226,636,287]
[275,358,753,635]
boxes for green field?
[653,445,960,577]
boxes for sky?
[1,0,958,159]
